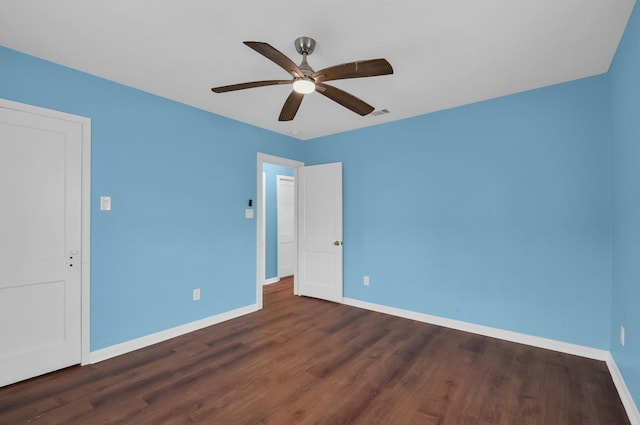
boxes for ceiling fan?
[211,37,393,121]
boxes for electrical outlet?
[193,288,201,301]
[621,325,625,346]
[363,276,370,286]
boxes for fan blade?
[211,80,291,93]
[312,59,393,83]
[315,83,374,116]
[279,91,304,121]
[244,41,304,78]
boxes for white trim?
[89,304,259,364]
[0,98,92,366]
[342,297,608,361]
[80,113,91,366]
[264,277,281,285]
[256,153,304,309]
[261,171,266,292]
[606,353,640,425]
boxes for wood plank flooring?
[0,277,630,424]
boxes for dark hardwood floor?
[0,277,630,424]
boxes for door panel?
[297,163,342,302]
[0,280,66,356]
[0,107,82,387]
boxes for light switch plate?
[100,196,111,211]
[245,208,254,219]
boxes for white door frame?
[256,153,303,309]
[0,98,91,365]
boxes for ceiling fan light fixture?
[293,78,315,94]
[211,38,394,121]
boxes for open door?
[297,162,343,303]
[0,103,86,387]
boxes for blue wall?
[262,163,294,279]
[306,76,612,349]
[609,1,640,409]
[0,46,304,350]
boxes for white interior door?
[277,175,295,277]
[0,106,83,387]
[297,162,343,303]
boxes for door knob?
[334,241,342,246]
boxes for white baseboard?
[342,297,608,361]
[606,353,640,425]
[89,304,259,364]
[263,277,280,285]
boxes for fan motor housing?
[295,37,316,55]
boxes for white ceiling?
[0,0,635,140]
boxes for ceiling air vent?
[371,109,390,117]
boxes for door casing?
[256,153,303,309]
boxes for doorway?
[262,164,295,284]
[256,153,304,309]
